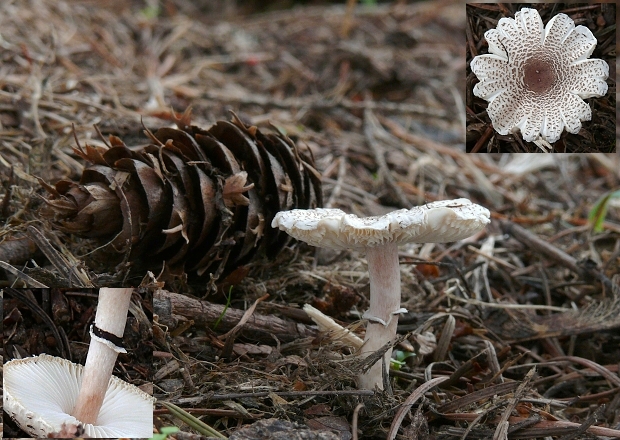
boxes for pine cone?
[40,110,322,280]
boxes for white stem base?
[72,288,132,425]
[358,243,401,390]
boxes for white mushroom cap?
[470,7,609,144]
[271,198,490,251]
[3,354,155,438]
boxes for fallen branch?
[154,290,317,344]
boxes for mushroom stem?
[358,242,401,390]
[72,288,133,425]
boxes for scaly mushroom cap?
[271,198,490,251]
[470,8,609,143]
[3,354,155,438]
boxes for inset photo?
[2,288,154,438]
[466,3,615,153]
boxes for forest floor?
[0,1,619,439]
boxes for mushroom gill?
[470,7,609,146]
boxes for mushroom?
[272,198,490,389]
[3,288,155,437]
[470,7,609,147]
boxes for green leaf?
[213,285,233,329]
[139,5,161,19]
[161,426,181,435]
[161,401,227,439]
[151,426,180,440]
[391,349,416,370]
[588,189,620,233]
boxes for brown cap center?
[523,58,555,94]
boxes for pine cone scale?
[41,110,322,281]
[194,134,238,176]
[266,134,304,207]
[155,128,209,165]
[210,121,270,197]
[115,158,169,225]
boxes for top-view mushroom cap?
[271,198,490,251]
[470,7,609,144]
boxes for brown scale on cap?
[523,57,556,94]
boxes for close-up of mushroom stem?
[359,242,401,390]
[72,288,132,425]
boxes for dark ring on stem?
[91,324,125,351]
